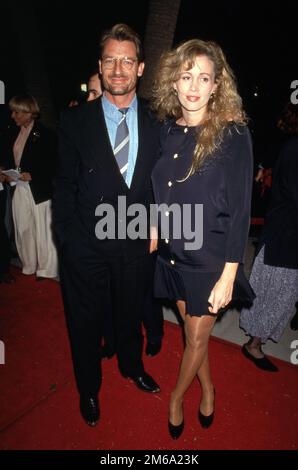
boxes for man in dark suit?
[53,24,161,426]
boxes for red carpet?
[0,267,297,450]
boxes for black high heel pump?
[168,419,184,439]
[198,389,215,428]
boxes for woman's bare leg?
[176,301,215,414]
[169,300,216,425]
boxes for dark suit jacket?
[0,121,57,204]
[259,136,298,269]
[53,97,161,260]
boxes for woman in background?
[4,94,58,280]
[240,102,298,370]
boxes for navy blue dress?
[151,120,255,316]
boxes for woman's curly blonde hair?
[151,39,247,175]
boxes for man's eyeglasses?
[101,57,138,70]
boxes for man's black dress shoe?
[146,340,162,357]
[168,419,184,439]
[124,371,160,393]
[241,344,278,372]
[80,396,100,426]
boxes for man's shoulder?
[282,135,298,153]
[59,99,100,127]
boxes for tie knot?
[119,107,129,116]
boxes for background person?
[240,102,298,370]
[2,94,58,280]
[86,72,102,101]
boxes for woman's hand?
[149,226,158,254]
[208,262,238,314]
[19,172,32,182]
[3,175,14,183]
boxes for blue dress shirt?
[102,94,138,188]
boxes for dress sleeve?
[224,125,254,263]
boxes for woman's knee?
[185,327,206,351]
[185,315,214,350]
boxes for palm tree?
[139,0,181,99]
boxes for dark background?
[1,0,297,163]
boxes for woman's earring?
[210,92,215,100]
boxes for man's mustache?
[109,74,129,80]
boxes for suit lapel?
[81,99,128,192]
[19,122,38,167]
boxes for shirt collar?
[20,121,34,134]
[101,94,137,123]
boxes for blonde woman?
[151,39,255,438]
[6,94,58,279]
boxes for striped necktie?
[114,107,129,181]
